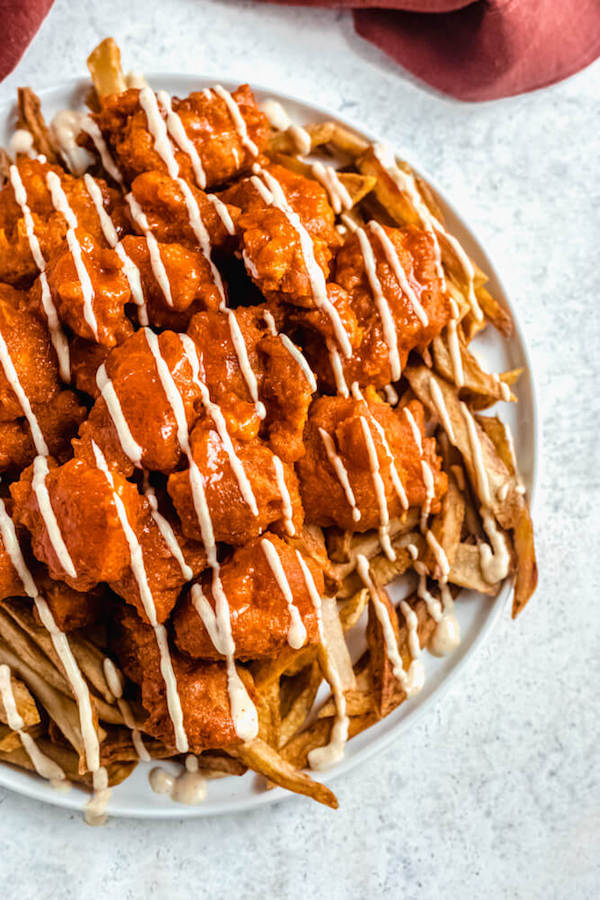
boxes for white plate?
[0,75,538,818]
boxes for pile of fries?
[0,39,536,815]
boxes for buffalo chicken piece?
[74,329,203,477]
[129,170,239,252]
[173,533,322,660]
[0,297,86,471]
[93,85,270,189]
[187,305,316,460]
[11,456,145,592]
[116,605,251,752]
[167,420,303,546]
[120,235,223,330]
[297,391,447,531]
[328,223,451,389]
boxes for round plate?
[0,75,538,818]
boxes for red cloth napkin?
[261,0,600,101]
[0,0,54,82]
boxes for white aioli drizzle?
[447,297,464,387]
[327,340,350,396]
[403,406,435,531]
[429,377,456,444]
[318,427,361,523]
[178,332,258,515]
[262,309,318,392]
[45,171,99,340]
[102,657,151,762]
[138,87,226,305]
[310,162,353,215]
[0,663,67,784]
[351,383,409,511]
[141,329,257,740]
[295,554,349,770]
[383,383,399,406]
[372,143,483,320]
[260,99,292,131]
[251,165,352,358]
[359,417,395,561]
[207,193,236,234]
[356,226,401,381]
[143,478,193,581]
[356,555,423,695]
[79,117,124,185]
[91,441,188,753]
[83,173,148,325]
[8,165,70,381]
[368,220,429,327]
[288,124,312,156]
[424,531,450,582]
[479,506,511,584]
[50,110,95,175]
[9,129,35,158]
[149,755,206,804]
[460,401,492,507]
[226,310,266,419]
[0,487,103,793]
[213,85,259,157]
[272,455,295,536]
[156,90,207,189]
[260,538,306,649]
[32,455,77,578]
[126,193,174,306]
[96,363,144,467]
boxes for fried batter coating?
[0,158,127,286]
[120,235,222,330]
[221,163,339,248]
[34,573,105,631]
[167,421,303,546]
[74,329,204,477]
[238,206,333,308]
[174,534,322,660]
[29,229,132,347]
[115,606,249,751]
[94,85,269,188]
[297,392,447,531]
[0,297,86,470]
[111,501,206,624]
[11,456,145,591]
[129,170,239,251]
[329,223,451,388]
[187,305,316,460]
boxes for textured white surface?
[0,1,599,897]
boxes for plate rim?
[0,73,539,818]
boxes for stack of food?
[0,38,536,818]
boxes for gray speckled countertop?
[1,1,599,897]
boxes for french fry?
[0,670,40,728]
[233,737,338,809]
[87,37,127,99]
[433,330,518,405]
[16,87,59,163]
[279,662,322,746]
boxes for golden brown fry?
[268,122,335,155]
[433,330,517,406]
[511,503,538,617]
[338,587,369,630]
[282,713,376,771]
[271,153,376,210]
[255,678,281,749]
[16,87,59,163]
[475,283,513,336]
[87,37,127,99]
[0,669,40,728]
[233,737,338,809]
[3,600,115,705]
[279,662,322,747]
[0,639,86,766]
[448,543,500,595]
[367,587,401,718]
[422,469,465,577]
[0,609,71,696]
[198,751,247,777]
[0,737,135,787]
[316,689,373,720]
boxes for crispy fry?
[433,330,518,406]
[87,37,127,99]
[279,662,322,746]
[234,737,338,808]
[16,87,59,163]
[0,669,40,728]
[268,122,335,155]
[449,543,500,595]
[422,469,465,577]
[511,503,538,617]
